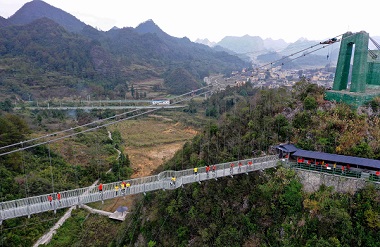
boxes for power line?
[252,32,353,72]
[0,85,210,152]
[0,86,212,157]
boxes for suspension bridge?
[2,30,380,227]
[0,155,279,224]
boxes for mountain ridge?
[8,0,87,33]
[0,2,248,101]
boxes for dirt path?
[128,142,186,177]
[104,119,198,212]
[104,142,189,213]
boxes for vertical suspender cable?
[74,147,79,189]
[21,142,29,197]
[96,131,101,180]
[234,96,237,159]
[48,144,55,195]
[208,108,210,166]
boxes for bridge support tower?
[325,31,380,107]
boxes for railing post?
[27,198,30,218]
[0,202,3,225]
[77,189,80,208]
[0,155,285,221]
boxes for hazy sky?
[1,0,379,43]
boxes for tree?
[304,95,317,111]
[0,98,13,112]
[131,84,135,97]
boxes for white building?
[152,99,170,105]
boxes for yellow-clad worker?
[194,167,198,175]
[115,185,119,196]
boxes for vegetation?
[112,80,380,246]
[2,78,380,246]
[0,17,248,101]
[45,209,121,247]
[0,211,66,246]
[4,4,378,246]
[119,168,379,247]
[164,68,203,95]
[0,109,132,246]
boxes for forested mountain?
[0,1,248,101]
[214,35,339,68]
[7,0,87,32]
[111,81,380,247]
[217,35,265,54]
[2,1,380,246]
[263,37,288,51]
[2,77,380,246]
[0,16,11,27]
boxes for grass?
[16,108,201,246]
[45,209,121,247]
[109,116,198,147]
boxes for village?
[226,65,336,89]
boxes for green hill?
[0,18,248,101]
[111,81,380,246]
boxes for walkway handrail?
[0,155,279,224]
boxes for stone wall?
[295,169,368,194]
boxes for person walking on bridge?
[98,183,104,201]
[57,192,61,204]
[194,167,198,176]
[48,195,53,208]
[121,181,126,195]
[126,182,131,194]
[248,161,253,171]
[212,164,217,179]
[206,165,210,178]
[171,176,176,186]
[230,163,234,176]
[115,185,119,196]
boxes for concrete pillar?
[332,31,369,93]
[351,31,369,92]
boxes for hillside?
[109,81,380,246]
[217,35,265,54]
[0,16,11,27]
[8,0,87,33]
[0,1,249,101]
[2,80,380,246]
[215,35,339,68]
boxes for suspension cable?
[0,87,212,157]
[285,44,334,64]
[255,32,365,72]
[368,49,377,59]
[48,144,55,195]
[369,37,380,50]
[254,33,345,71]
[21,142,29,198]
[0,85,211,152]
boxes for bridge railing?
[289,162,373,179]
[0,155,279,223]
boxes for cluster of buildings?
[228,66,336,89]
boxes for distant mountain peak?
[135,19,165,35]
[8,0,86,33]
[195,38,216,47]
[0,16,11,27]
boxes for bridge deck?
[0,156,279,224]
